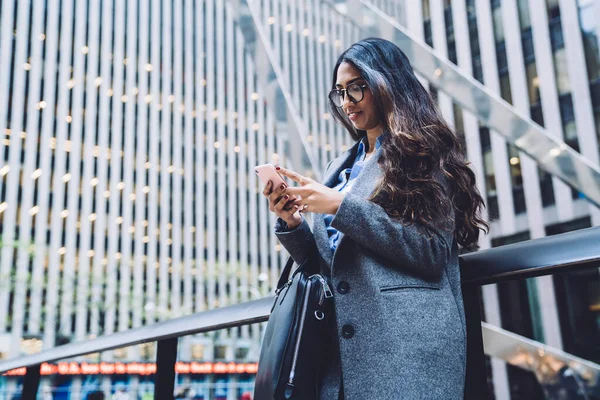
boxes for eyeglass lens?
[329,84,364,107]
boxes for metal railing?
[1,226,599,399]
[460,226,600,399]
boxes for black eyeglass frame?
[328,84,368,107]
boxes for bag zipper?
[287,276,333,391]
[316,275,333,300]
[287,280,311,389]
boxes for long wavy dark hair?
[329,38,488,249]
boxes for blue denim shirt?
[324,134,385,251]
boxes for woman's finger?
[262,180,273,197]
[284,186,308,197]
[269,183,290,204]
[289,198,306,211]
[274,194,294,213]
[276,166,308,185]
[281,204,300,217]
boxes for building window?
[525,62,541,104]
[517,0,532,31]
[521,28,535,65]
[422,0,431,19]
[191,343,206,360]
[499,72,512,103]
[546,0,560,19]
[479,127,499,219]
[508,146,526,214]
[214,344,228,360]
[539,170,556,207]
[553,48,571,94]
[496,41,508,75]
[549,16,565,51]
[530,102,544,126]
[444,5,457,65]
[492,5,505,43]
[424,19,433,47]
[140,342,155,361]
[577,0,600,82]
[559,94,576,129]
[466,1,483,83]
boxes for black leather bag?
[254,256,334,400]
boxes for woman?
[262,38,487,399]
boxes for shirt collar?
[356,132,387,159]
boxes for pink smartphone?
[254,163,287,188]
[254,164,302,204]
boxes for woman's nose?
[342,91,352,109]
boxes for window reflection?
[499,72,512,103]
[517,0,531,31]
[553,48,570,94]
[492,5,504,43]
[526,62,540,104]
[577,0,600,81]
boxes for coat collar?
[313,136,386,270]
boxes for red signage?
[3,361,258,376]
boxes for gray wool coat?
[274,140,466,399]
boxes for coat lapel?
[342,144,384,200]
[329,144,384,274]
[313,141,385,271]
[313,143,359,270]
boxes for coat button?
[342,324,355,339]
[337,281,350,294]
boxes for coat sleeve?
[274,216,318,265]
[273,159,336,265]
[330,192,454,280]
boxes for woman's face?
[335,62,381,132]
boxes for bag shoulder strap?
[277,257,296,291]
[277,249,320,291]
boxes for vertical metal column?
[147,0,161,324]
[30,0,60,336]
[11,0,44,356]
[22,365,42,399]
[172,0,184,317]
[194,0,207,315]
[154,338,179,400]
[461,285,489,400]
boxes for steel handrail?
[460,226,600,285]
[0,297,273,373]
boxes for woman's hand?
[262,180,303,229]
[277,166,346,215]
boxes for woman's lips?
[348,111,361,121]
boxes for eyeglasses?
[328,84,368,107]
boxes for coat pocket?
[379,282,440,292]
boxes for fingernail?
[275,166,281,170]
[284,195,289,199]
[280,184,285,190]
